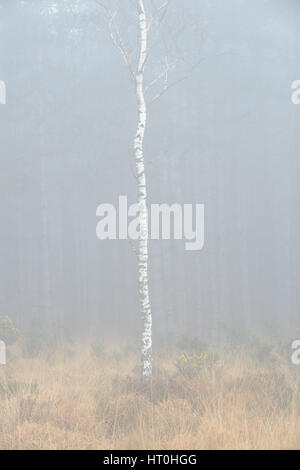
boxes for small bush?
[175,351,218,378]
[0,316,19,345]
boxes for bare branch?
[144,55,177,93]
[147,0,171,49]
[150,0,171,31]
[147,51,232,105]
[96,0,135,81]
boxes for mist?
[0,0,299,341]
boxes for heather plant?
[0,315,19,345]
[175,351,219,378]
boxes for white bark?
[134,0,152,377]
[99,0,196,377]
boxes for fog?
[0,0,299,343]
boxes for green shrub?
[0,316,19,345]
[175,351,219,377]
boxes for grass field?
[0,335,300,450]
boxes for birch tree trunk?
[100,0,195,377]
[134,0,152,377]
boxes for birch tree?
[98,0,201,377]
[134,0,152,377]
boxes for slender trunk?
[134,0,152,377]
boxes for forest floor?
[0,334,300,450]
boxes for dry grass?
[0,337,300,450]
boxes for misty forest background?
[0,0,300,345]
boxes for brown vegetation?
[0,336,300,449]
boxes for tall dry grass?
[0,336,300,450]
